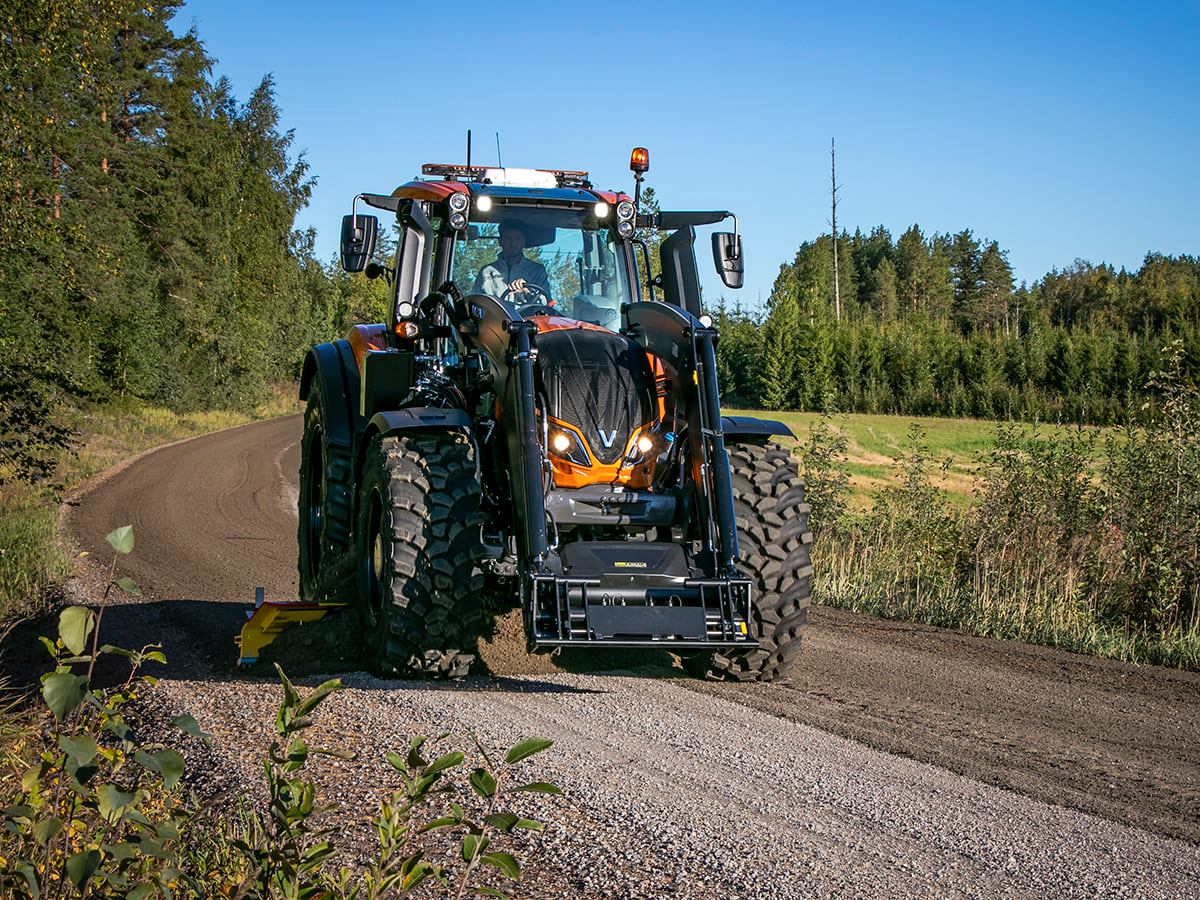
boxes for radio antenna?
[466,129,472,170]
[495,131,503,168]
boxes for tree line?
[714,228,1199,423]
[0,3,361,481]
[3,4,1196,484]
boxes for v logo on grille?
[598,429,617,449]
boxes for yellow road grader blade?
[236,588,348,668]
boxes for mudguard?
[299,340,362,448]
[721,416,794,440]
[356,407,475,480]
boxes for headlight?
[449,211,467,229]
[617,200,635,220]
[396,301,415,319]
[448,192,469,212]
[594,201,610,218]
[476,194,493,212]
[617,220,634,238]
[548,428,591,466]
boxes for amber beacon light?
[629,147,650,173]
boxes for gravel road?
[47,415,1200,897]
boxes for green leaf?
[504,737,553,765]
[407,734,430,770]
[509,781,562,794]
[58,607,93,656]
[41,671,87,721]
[385,750,410,774]
[170,713,210,741]
[135,749,185,789]
[15,861,40,899]
[481,850,520,879]
[425,750,464,776]
[143,650,166,665]
[485,812,519,833]
[106,525,134,554]
[33,817,62,847]
[97,784,138,822]
[295,677,343,718]
[126,884,157,900]
[60,734,99,767]
[461,833,488,861]
[514,817,544,832]
[65,848,101,889]
[114,576,141,596]
[38,635,57,657]
[469,767,497,798]
[418,815,460,834]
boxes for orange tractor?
[295,148,811,679]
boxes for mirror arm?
[632,238,655,302]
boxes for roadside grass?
[0,384,298,625]
[782,351,1200,670]
[730,407,1115,506]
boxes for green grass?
[728,408,1114,504]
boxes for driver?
[473,219,551,304]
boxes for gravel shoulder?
[29,414,1200,896]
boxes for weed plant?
[0,528,561,897]
[808,344,1200,668]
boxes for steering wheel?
[500,282,550,304]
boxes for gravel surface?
[147,670,1200,898]
[32,414,1200,896]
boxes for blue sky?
[176,0,1199,310]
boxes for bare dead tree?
[831,137,841,321]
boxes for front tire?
[357,430,488,678]
[687,440,812,682]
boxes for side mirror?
[340,213,378,272]
[712,232,743,289]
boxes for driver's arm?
[529,263,552,301]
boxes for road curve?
[62,416,1200,897]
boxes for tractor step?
[235,587,349,668]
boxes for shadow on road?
[2,598,682,697]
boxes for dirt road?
[59,416,1200,896]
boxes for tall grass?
[806,345,1200,669]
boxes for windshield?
[449,205,633,330]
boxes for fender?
[299,340,362,448]
[356,407,474,478]
[721,415,794,441]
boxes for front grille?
[536,328,655,465]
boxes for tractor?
[296,148,811,680]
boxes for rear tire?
[357,430,488,678]
[298,390,356,601]
[686,440,812,682]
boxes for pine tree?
[895,225,931,314]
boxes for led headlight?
[636,435,654,454]
[617,220,634,238]
[396,301,415,319]
[475,194,492,212]
[548,429,591,466]
[448,192,469,212]
[594,201,610,218]
[449,211,467,229]
[617,200,635,220]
